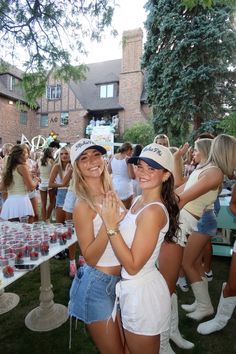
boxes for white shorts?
[233,240,236,253]
[28,189,38,199]
[38,179,52,191]
[175,208,199,247]
[0,194,34,220]
[63,190,77,214]
[117,269,171,335]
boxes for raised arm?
[173,143,189,187]
[178,167,223,209]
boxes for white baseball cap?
[70,138,107,165]
[128,143,173,173]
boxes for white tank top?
[94,213,120,267]
[119,197,169,279]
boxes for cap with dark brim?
[84,145,107,156]
[127,157,165,170]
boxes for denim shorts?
[63,190,77,213]
[195,210,217,237]
[68,265,120,324]
[56,188,67,207]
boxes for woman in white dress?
[0,144,40,221]
[38,147,56,221]
[108,142,134,209]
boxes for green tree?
[182,0,236,9]
[122,122,155,146]
[142,0,236,136]
[217,112,236,135]
[0,0,116,107]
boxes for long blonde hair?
[57,146,70,179]
[72,158,113,211]
[205,134,236,176]
[194,138,212,164]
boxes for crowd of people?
[0,132,235,354]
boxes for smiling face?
[76,148,105,179]
[60,148,70,162]
[136,160,168,190]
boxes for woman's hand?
[100,191,126,230]
[174,142,189,159]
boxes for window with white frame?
[20,111,28,125]
[100,84,114,98]
[60,112,69,126]
[40,114,48,127]
[9,76,17,91]
[46,84,62,100]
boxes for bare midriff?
[95,265,121,276]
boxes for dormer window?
[46,84,62,100]
[100,84,114,98]
[9,76,16,91]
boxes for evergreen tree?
[142,0,236,136]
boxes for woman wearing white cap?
[68,139,126,354]
[100,143,180,354]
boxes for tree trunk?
[193,112,202,130]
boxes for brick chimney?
[119,28,146,133]
[121,28,143,73]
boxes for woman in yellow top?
[0,144,40,221]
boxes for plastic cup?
[0,253,16,278]
[57,227,67,246]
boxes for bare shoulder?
[138,203,167,226]
[73,200,95,218]
[17,164,28,174]
[199,166,223,182]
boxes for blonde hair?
[2,143,13,155]
[72,158,113,211]
[206,134,236,176]
[194,138,212,164]
[153,134,170,147]
[57,146,70,179]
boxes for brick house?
[0,28,151,146]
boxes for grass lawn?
[0,255,235,354]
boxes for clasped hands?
[98,191,126,230]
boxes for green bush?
[122,122,155,145]
[217,112,236,136]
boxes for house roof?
[0,63,26,102]
[70,59,124,111]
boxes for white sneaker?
[177,277,189,292]
[205,270,213,282]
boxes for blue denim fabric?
[197,210,217,237]
[68,265,120,324]
[56,188,67,207]
[62,190,77,213]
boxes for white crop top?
[93,213,120,267]
[119,197,169,279]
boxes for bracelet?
[106,228,120,237]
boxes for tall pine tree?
[142,0,236,137]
